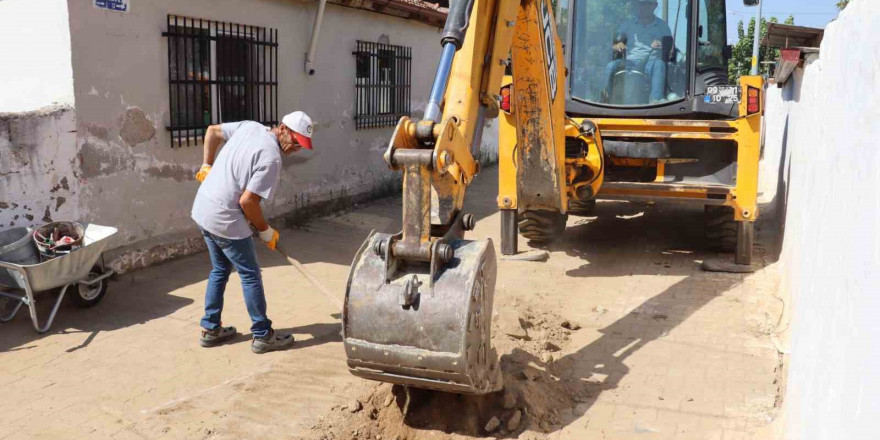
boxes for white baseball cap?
[281,111,313,150]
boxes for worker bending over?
[191,111,314,353]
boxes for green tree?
[728,16,792,82]
[837,0,850,10]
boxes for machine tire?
[519,210,568,244]
[568,200,597,216]
[704,206,737,252]
[68,265,108,308]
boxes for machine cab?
[559,0,735,118]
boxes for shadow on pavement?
[500,272,742,435]
[498,201,754,436]
[280,321,343,350]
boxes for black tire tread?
[568,200,597,217]
[519,210,568,244]
[705,206,737,252]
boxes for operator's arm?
[654,21,673,49]
[662,20,673,38]
[613,22,628,52]
[239,190,269,232]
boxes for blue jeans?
[604,58,668,102]
[200,229,272,339]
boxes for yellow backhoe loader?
[343,0,764,394]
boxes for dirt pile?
[308,302,592,439]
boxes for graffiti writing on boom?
[541,0,558,102]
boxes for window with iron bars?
[163,15,278,147]
[353,41,412,130]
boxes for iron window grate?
[353,41,412,130]
[162,15,278,148]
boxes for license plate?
[705,86,741,104]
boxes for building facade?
[1,0,495,272]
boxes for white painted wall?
[762,1,880,438]
[0,0,75,112]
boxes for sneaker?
[251,329,295,354]
[200,325,238,347]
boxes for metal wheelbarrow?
[0,223,118,333]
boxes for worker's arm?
[195,125,225,182]
[202,125,224,166]
[240,190,269,232]
[240,190,280,249]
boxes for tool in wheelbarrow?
[33,221,86,260]
[0,223,117,333]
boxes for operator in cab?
[602,0,673,104]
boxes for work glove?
[195,164,212,183]
[258,226,280,251]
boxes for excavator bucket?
[343,232,502,394]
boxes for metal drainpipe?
[304,0,327,76]
[750,0,763,76]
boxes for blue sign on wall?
[94,0,129,12]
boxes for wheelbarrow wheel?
[68,265,108,308]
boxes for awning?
[762,23,825,85]
[762,23,824,49]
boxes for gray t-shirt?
[191,121,282,240]
[619,17,673,63]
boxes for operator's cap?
[281,111,314,150]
